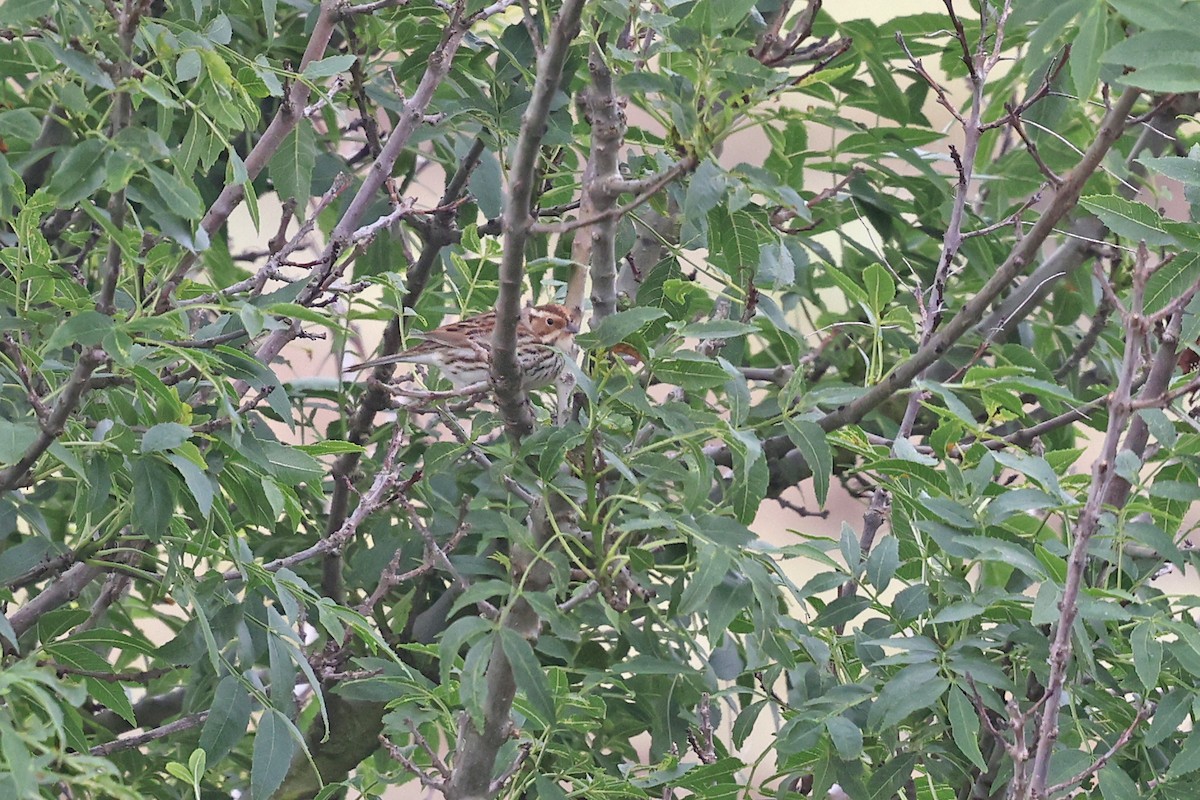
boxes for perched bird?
[347,303,581,390]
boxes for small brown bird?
[347,303,580,390]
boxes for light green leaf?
[863,263,895,314]
[167,453,213,516]
[302,54,357,80]
[141,422,192,454]
[652,354,730,390]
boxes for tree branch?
[491,0,586,441]
[154,0,342,311]
[816,86,1140,434]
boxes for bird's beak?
[566,320,581,334]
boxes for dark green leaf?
[131,456,175,540]
[251,710,297,800]
[948,686,987,771]
[864,535,898,592]
[268,123,316,205]
[576,307,667,350]
[198,675,252,763]
[783,417,832,507]
[824,716,862,760]
[1080,195,1177,246]
[1145,688,1190,747]
[499,628,556,724]
[1098,765,1140,800]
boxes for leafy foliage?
[2,1,1200,799]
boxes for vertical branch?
[566,39,626,319]
[1023,244,1157,798]
[445,498,562,800]
[892,1,1009,441]
[322,137,485,601]
[492,0,586,441]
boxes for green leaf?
[783,417,832,507]
[259,0,276,38]
[680,542,731,616]
[1071,4,1107,101]
[824,716,863,760]
[1144,252,1200,316]
[0,611,17,651]
[727,435,767,525]
[0,421,38,464]
[44,311,113,351]
[147,164,205,221]
[499,629,556,724]
[1079,195,1177,246]
[1098,765,1140,800]
[47,140,108,206]
[176,50,202,82]
[864,535,898,592]
[1131,621,1162,690]
[131,456,175,540]
[1168,726,1200,778]
[268,123,316,205]
[301,54,357,79]
[85,676,137,727]
[1145,687,1190,747]
[870,663,949,730]
[1123,64,1200,93]
[258,441,323,484]
[1140,152,1200,187]
[198,675,251,763]
[576,307,667,350]
[141,422,192,454]
[167,453,213,516]
[0,0,47,24]
[251,710,297,800]
[652,354,730,390]
[863,263,895,314]
[948,686,987,771]
[708,209,762,276]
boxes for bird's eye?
[547,318,557,326]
